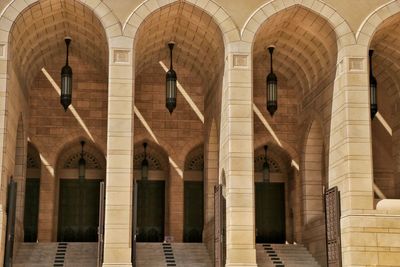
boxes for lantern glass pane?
[79,158,85,180]
[141,160,148,180]
[166,79,176,98]
[370,84,377,105]
[263,162,269,182]
[61,75,72,95]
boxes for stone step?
[13,242,98,267]
[257,243,321,267]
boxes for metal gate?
[4,179,17,267]
[132,180,138,266]
[214,185,226,267]
[97,182,105,267]
[325,186,342,267]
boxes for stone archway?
[55,139,105,242]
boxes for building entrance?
[255,182,286,243]
[136,180,165,242]
[57,179,101,242]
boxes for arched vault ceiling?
[253,6,337,95]
[371,13,400,125]
[134,2,224,89]
[10,0,108,88]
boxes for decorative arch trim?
[0,0,120,52]
[357,0,400,47]
[241,0,355,49]
[123,0,240,44]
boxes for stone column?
[37,157,56,241]
[103,37,134,267]
[329,46,373,211]
[220,41,257,267]
[204,125,218,253]
[328,46,374,266]
[168,164,183,242]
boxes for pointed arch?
[242,0,354,49]
[123,0,239,44]
[357,1,400,47]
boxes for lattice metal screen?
[325,186,342,267]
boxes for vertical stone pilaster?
[168,164,183,242]
[221,42,257,267]
[328,46,374,266]
[103,37,134,267]
[329,47,373,213]
[37,159,56,241]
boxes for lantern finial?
[60,37,73,111]
[263,145,270,183]
[78,140,86,180]
[266,45,277,116]
[141,142,149,180]
[369,49,377,119]
[166,41,177,114]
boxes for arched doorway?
[132,0,225,244]
[251,5,337,265]
[134,142,168,242]
[183,145,204,242]
[56,140,105,242]
[23,143,41,242]
[369,13,400,200]
[8,0,109,242]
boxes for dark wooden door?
[183,181,203,242]
[58,179,101,242]
[136,180,165,242]
[255,182,286,243]
[23,178,40,242]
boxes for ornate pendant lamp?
[166,42,177,114]
[262,145,270,183]
[141,142,149,180]
[78,140,86,180]
[369,49,378,119]
[266,46,278,116]
[61,37,72,111]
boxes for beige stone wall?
[28,56,108,241]
[0,1,400,267]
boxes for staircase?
[136,242,212,267]
[13,243,58,267]
[257,243,321,267]
[136,243,166,267]
[13,242,97,267]
[172,243,212,267]
[63,243,97,266]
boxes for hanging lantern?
[78,140,86,180]
[369,49,377,119]
[141,142,149,180]
[262,145,270,183]
[266,46,278,116]
[60,37,72,111]
[166,41,177,114]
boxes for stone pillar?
[37,157,56,241]
[103,37,134,267]
[328,46,374,266]
[204,124,218,253]
[220,41,256,267]
[329,46,373,211]
[168,164,183,242]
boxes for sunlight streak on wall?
[41,68,95,143]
